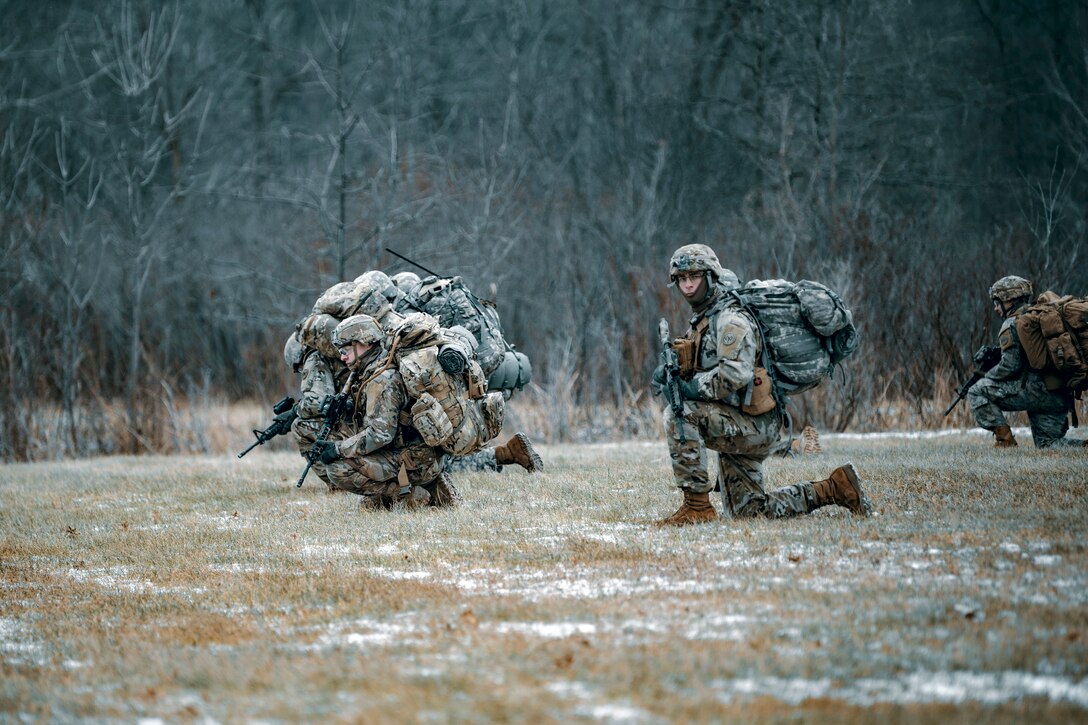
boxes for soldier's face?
[993,298,1010,318]
[340,341,374,366]
[676,271,707,300]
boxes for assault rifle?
[657,319,686,444]
[295,390,354,488]
[943,345,1002,416]
[237,397,297,458]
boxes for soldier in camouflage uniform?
[309,314,462,509]
[283,331,346,492]
[967,275,1083,448]
[651,244,872,526]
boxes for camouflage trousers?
[664,402,816,519]
[444,447,500,473]
[323,442,444,497]
[967,375,1073,448]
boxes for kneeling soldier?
[312,314,460,509]
[653,244,872,525]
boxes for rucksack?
[415,276,511,379]
[362,313,505,457]
[728,279,859,395]
[1015,292,1088,396]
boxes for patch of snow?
[710,671,1088,707]
[490,621,597,638]
[1033,555,1062,567]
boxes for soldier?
[283,331,349,493]
[967,275,1084,448]
[652,244,872,526]
[310,314,461,509]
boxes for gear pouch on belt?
[411,392,454,447]
[672,338,697,377]
[741,367,776,416]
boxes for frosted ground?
[1,431,1086,722]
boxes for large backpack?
[362,313,505,457]
[1015,292,1088,396]
[728,279,859,395]
[415,276,512,379]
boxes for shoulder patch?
[721,331,737,346]
[998,328,1014,351]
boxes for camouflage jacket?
[334,354,409,460]
[986,304,1029,382]
[685,288,759,405]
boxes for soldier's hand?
[273,406,298,427]
[314,441,341,464]
[650,364,666,395]
[677,377,701,401]
[973,345,991,367]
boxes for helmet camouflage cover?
[392,271,422,298]
[283,331,305,370]
[989,275,1033,303]
[333,314,385,349]
[669,244,731,285]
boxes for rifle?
[943,345,1002,416]
[296,386,355,488]
[387,248,441,278]
[658,319,686,444]
[237,396,297,458]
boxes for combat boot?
[395,485,431,510]
[810,463,871,516]
[495,433,544,472]
[427,473,464,508]
[654,489,717,526]
[993,426,1018,448]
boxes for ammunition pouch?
[740,366,776,416]
[672,338,697,378]
[411,392,454,447]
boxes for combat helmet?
[989,275,1033,304]
[392,271,422,299]
[333,314,385,351]
[283,331,305,371]
[669,244,739,289]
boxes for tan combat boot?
[427,473,464,508]
[495,433,544,472]
[810,463,871,516]
[993,426,1018,448]
[654,489,717,526]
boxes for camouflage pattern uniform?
[322,316,445,500]
[290,346,349,490]
[968,276,1076,448]
[445,448,500,472]
[661,244,870,521]
[666,287,818,517]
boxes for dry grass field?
[2,432,1087,723]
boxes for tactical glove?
[650,364,666,395]
[272,406,298,433]
[677,377,701,401]
[314,440,341,465]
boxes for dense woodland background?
[2,0,1087,461]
